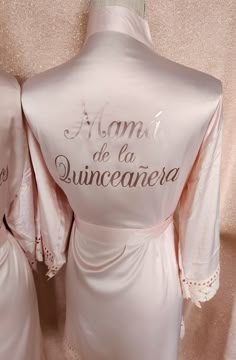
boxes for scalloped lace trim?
[63,339,82,360]
[43,243,60,278]
[180,265,220,308]
[36,235,43,262]
[35,235,60,278]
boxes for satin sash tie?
[75,215,174,246]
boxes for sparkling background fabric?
[0,1,235,359]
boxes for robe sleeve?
[177,95,223,308]
[5,146,39,270]
[26,125,74,278]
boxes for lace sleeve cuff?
[36,235,66,278]
[180,265,220,308]
[43,243,66,279]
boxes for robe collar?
[85,5,153,49]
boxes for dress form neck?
[89,0,146,18]
[85,3,152,49]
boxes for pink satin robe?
[22,6,223,360]
[0,70,43,360]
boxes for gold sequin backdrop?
[0,1,235,359]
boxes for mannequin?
[90,0,146,17]
[22,2,223,359]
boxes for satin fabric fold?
[0,70,43,360]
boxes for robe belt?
[74,215,174,246]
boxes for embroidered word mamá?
[64,105,162,141]
[55,155,179,188]
[0,166,8,187]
